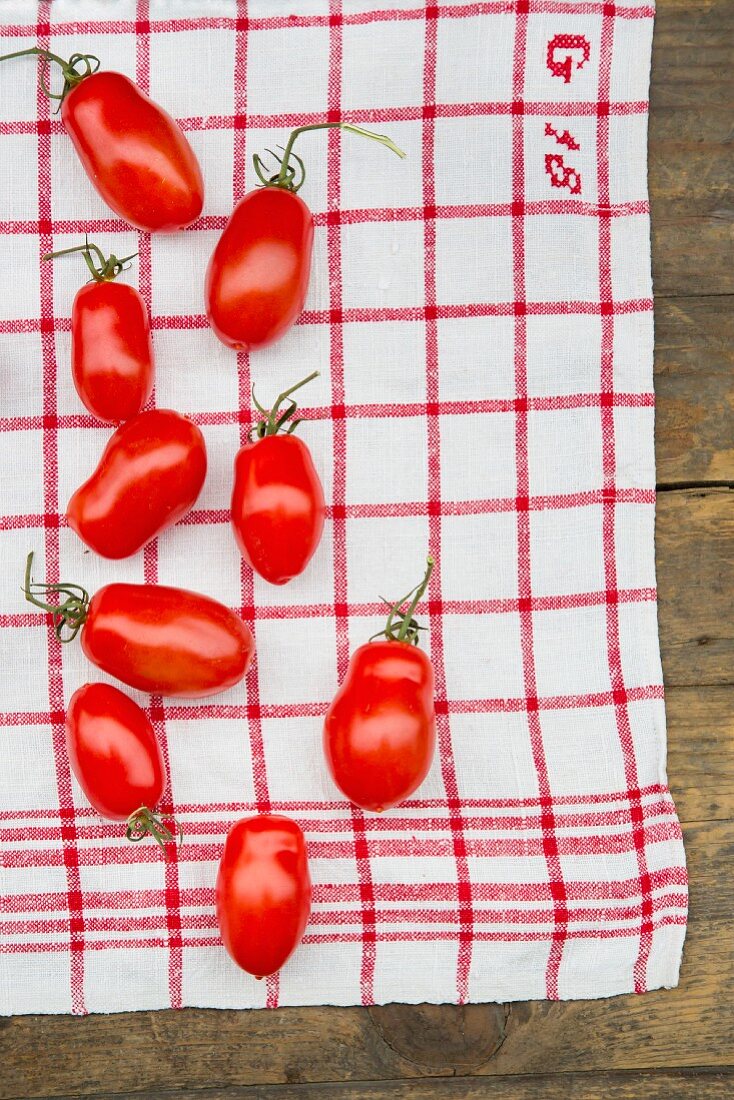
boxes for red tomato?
[65,682,177,849]
[24,553,255,698]
[71,279,153,423]
[0,49,203,231]
[231,373,325,584]
[206,187,313,351]
[323,559,437,812]
[45,240,154,423]
[205,122,405,350]
[216,815,312,978]
[67,408,207,559]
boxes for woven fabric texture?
[0,0,687,1015]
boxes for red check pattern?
[0,0,686,1015]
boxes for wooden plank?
[652,219,732,299]
[650,0,733,110]
[654,297,734,486]
[1,824,730,1097]
[648,0,733,296]
[666,687,734,822]
[30,1069,734,1100]
[656,488,733,687]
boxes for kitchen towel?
[0,0,687,1015]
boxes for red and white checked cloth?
[0,0,687,1016]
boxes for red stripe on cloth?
[421,5,475,1005]
[134,0,184,1012]
[1,888,689,940]
[510,1,568,1000]
[0,487,659,541]
[1,817,685,869]
[0,586,660,639]
[34,0,86,1018]
[0,296,654,338]
[0,5,657,40]
[0,914,687,958]
[0,793,680,843]
[595,6,657,995]
[4,857,685,914]
[0,198,651,235]
[0,4,656,40]
[230,0,281,1011]
[0,99,651,142]
[0,390,656,436]
[324,0,378,1007]
[0,681,666,732]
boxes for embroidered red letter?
[546,34,591,83]
[544,122,581,151]
[545,153,582,195]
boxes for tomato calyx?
[372,555,435,646]
[23,551,89,643]
[251,370,319,441]
[126,805,183,856]
[0,46,100,108]
[43,236,138,283]
[253,122,406,194]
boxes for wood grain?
[654,297,734,486]
[657,488,733,686]
[666,686,734,821]
[649,0,733,297]
[28,1070,734,1100]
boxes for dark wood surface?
[3,1,732,1097]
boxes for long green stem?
[278,122,405,188]
[43,240,137,282]
[0,46,69,68]
[253,371,319,439]
[23,551,89,642]
[395,556,434,642]
[0,46,100,103]
[372,556,434,646]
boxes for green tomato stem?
[43,238,137,282]
[252,371,319,439]
[23,551,89,643]
[0,47,100,104]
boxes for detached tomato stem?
[373,554,435,645]
[251,369,319,440]
[0,46,99,107]
[253,121,406,193]
[23,552,89,643]
[43,237,138,284]
[126,806,182,855]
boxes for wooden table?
[3,1,731,1096]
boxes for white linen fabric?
[0,0,686,1015]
